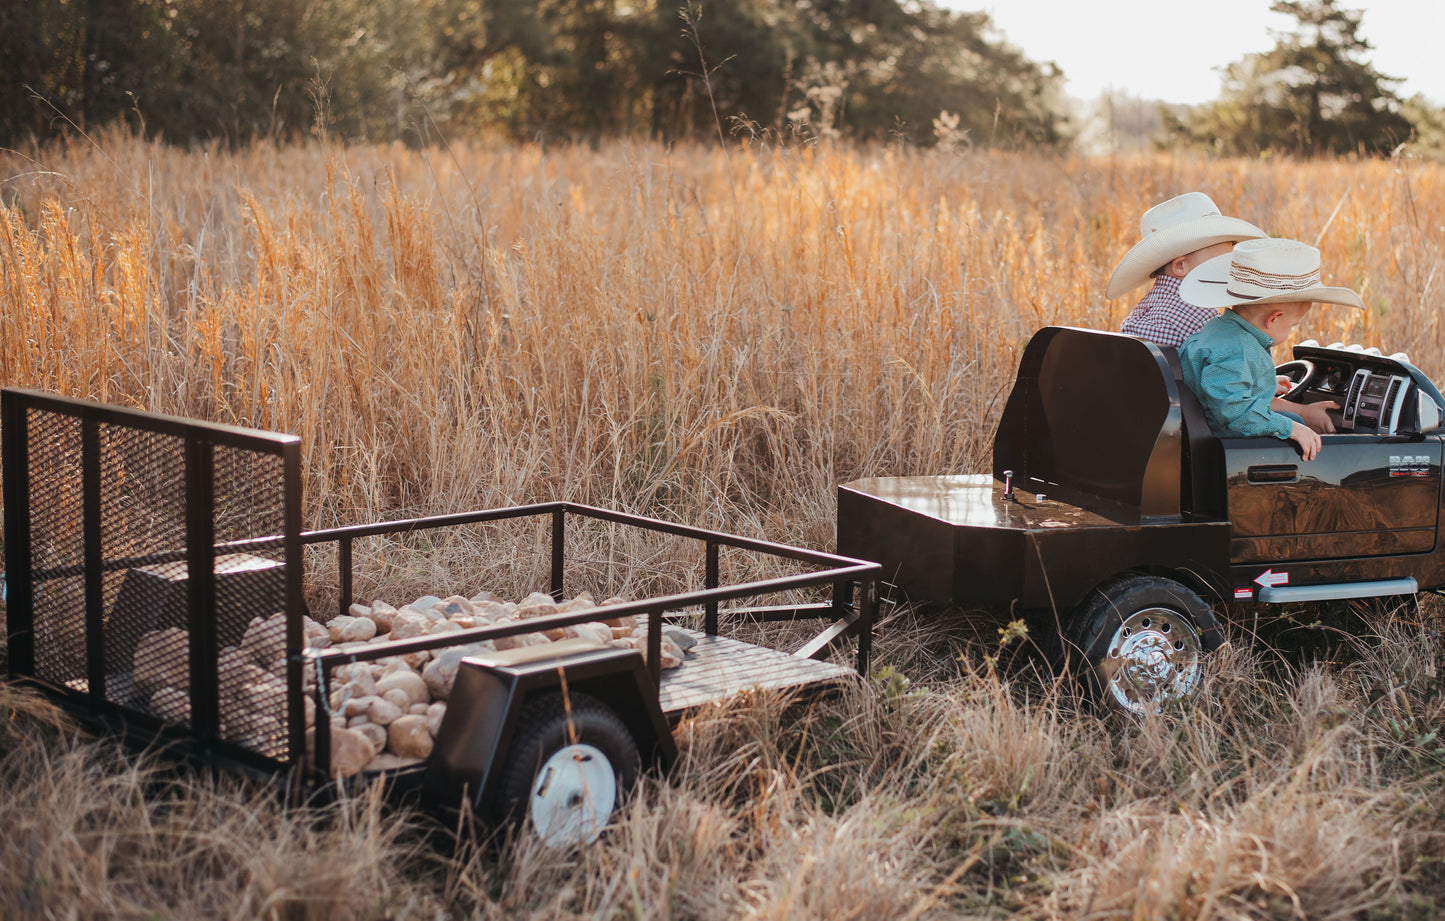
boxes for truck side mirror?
[1410,389,1444,434]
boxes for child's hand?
[1290,422,1322,461]
[1275,374,1292,396]
[1288,399,1339,433]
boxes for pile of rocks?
[132,589,694,778]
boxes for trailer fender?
[424,640,676,821]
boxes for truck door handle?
[1247,464,1299,484]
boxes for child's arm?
[1197,354,1298,441]
[1273,397,1339,433]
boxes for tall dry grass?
[3,133,1445,918]
[5,133,1442,543]
[3,610,1443,919]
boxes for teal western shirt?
[1177,309,1294,440]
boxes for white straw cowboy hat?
[1105,192,1267,298]
[1180,237,1365,310]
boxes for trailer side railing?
[301,505,878,778]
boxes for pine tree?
[1186,0,1412,157]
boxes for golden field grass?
[2,133,1445,918]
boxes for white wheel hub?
[529,743,616,847]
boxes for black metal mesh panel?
[100,423,189,720]
[26,408,87,689]
[213,444,290,759]
[7,391,300,775]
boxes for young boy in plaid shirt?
[1109,192,1266,348]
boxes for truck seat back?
[994,327,1187,520]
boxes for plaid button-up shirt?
[1119,275,1218,348]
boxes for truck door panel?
[1223,435,1442,563]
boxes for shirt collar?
[1221,307,1275,350]
[1150,275,1182,297]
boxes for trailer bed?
[657,628,854,712]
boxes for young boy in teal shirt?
[1177,238,1364,461]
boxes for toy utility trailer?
[840,326,1445,714]
[1,389,879,846]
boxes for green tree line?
[0,0,1067,148]
[1,0,1429,156]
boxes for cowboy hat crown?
[1106,192,1267,299]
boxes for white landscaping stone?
[151,686,191,723]
[339,616,378,643]
[327,615,357,644]
[134,627,191,695]
[369,600,398,633]
[366,697,404,726]
[375,669,429,708]
[388,714,434,759]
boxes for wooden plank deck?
[657,628,855,713]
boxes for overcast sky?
[945,1,1443,106]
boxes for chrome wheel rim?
[1099,606,1203,714]
[529,743,616,847]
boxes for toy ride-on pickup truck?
[839,326,1445,714]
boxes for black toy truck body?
[1,388,878,846]
[839,326,1445,712]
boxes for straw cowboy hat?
[1180,238,1364,310]
[1105,192,1267,299]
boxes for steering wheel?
[1274,359,1315,401]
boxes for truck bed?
[839,472,1228,610]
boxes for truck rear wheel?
[1069,574,1209,715]
[492,692,640,847]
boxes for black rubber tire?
[490,692,640,844]
[1067,573,1212,715]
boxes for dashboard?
[1289,340,1444,435]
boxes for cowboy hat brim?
[1105,216,1268,299]
[1179,252,1365,310]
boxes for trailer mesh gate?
[2,389,304,775]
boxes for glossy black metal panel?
[1176,374,1228,518]
[1018,519,1231,608]
[1223,434,1442,563]
[838,475,992,603]
[838,475,1230,611]
[994,327,1185,519]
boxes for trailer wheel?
[492,692,640,848]
[1069,574,1209,715]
